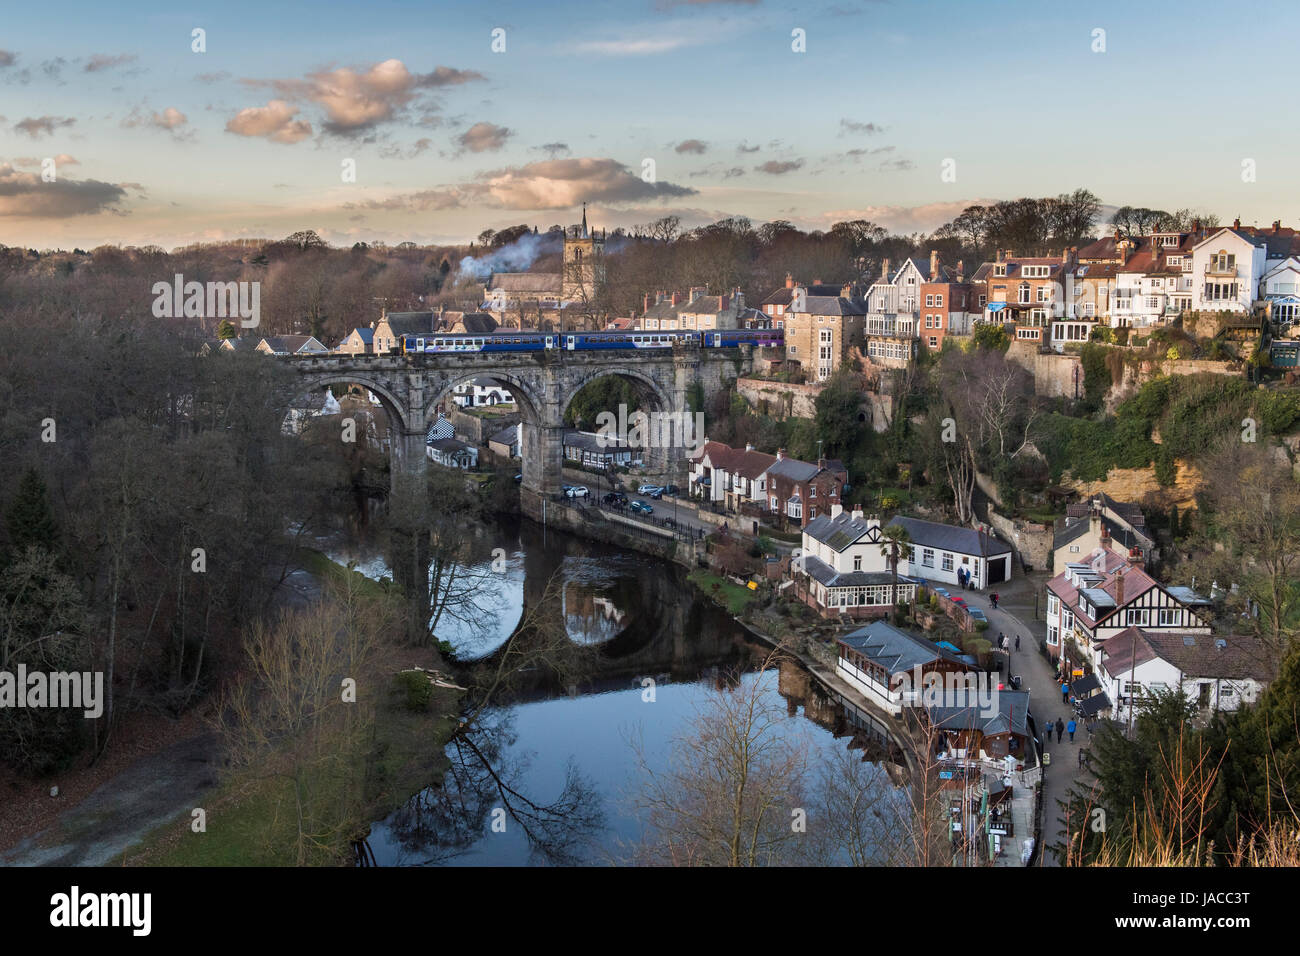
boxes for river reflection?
[355,517,907,867]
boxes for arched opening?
[560,368,681,494]
[426,370,545,496]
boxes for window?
[925,294,935,307]
[1124,608,1150,627]
[1018,282,1031,304]
[1062,610,1073,630]
[1047,594,1060,615]
[1023,265,1050,278]
[993,265,1007,277]
[928,336,938,348]
[853,555,862,571]
[1211,252,1236,272]
[936,294,944,307]
[1047,624,1059,646]
[941,553,954,572]
[1037,285,1051,302]
[922,548,934,568]
[1158,607,1181,627]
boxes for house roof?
[347,327,374,344]
[886,516,1012,558]
[487,272,562,294]
[1102,629,1278,682]
[794,295,866,316]
[804,555,906,589]
[766,455,845,483]
[804,510,877,551]
[429,437,473,454]
[1065,493,1145,525]
[838,619,968,675]
[1053,512,1153,553]
[380,312,439,336]
[928,689,1030,738]
[488,423,520,446]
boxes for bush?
[394,670,434,712]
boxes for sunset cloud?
[0,163,128,218]
[224,100,312,144]
[458,122,511,153]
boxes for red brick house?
[919,252,978,352]
[765,450,848,528]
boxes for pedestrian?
[1055,717,1064,743]
[992,592,999,609]
[1067,718,1077,742]
[1061,681,1070,703]
[1015,634,1021,651]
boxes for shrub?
[394,670,434,712]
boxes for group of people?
[997,631,1022,652]
[956,566,978,590]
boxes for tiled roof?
[928,689,1030,738]
[804,555,905,589]
[886,516,1012,558]
[839,619,967,674]
[487,272,562,293]
[804,510,876,551]
[794,295,866,316]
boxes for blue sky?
[1,0,1297,249]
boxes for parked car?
[645,488,663,499]
[630,500,654,515]
[602,492,628,506]
[968,608,988,623]
[663,484,680,496]
[637,484,663,495]
[561,484,573,495]
[565,485,589,498]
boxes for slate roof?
[794,295,866,316]
[488,423,520,447]
[803,510,877,551]
[804,555,906,589]
[767,455,845,483]
[762,283,844,306]
[839,619,968,675]
[886,516,1011,558]
[487,272,562,294]
[1053,512,1152,553]
[1100,628,1277,683]
[429,437,473,454]
[928,689,1030,738]
[381,312,439,336]
[347,327,374,344]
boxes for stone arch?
[424,368,545,428]
[562,364,685,480]
[561,364,677,424]
[288,373,410,433]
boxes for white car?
[637,484,663,495]
[565,485,589,498]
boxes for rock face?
[1064,460,1203,510]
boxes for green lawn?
[688,568,758,616]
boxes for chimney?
[672,291,684,306]
[1191,218,1200,235]
[785,273,795,289]
[719,293,729,311]
[996,249,1004,263]
[643,293,651,313]
[851,504,864,522]
[1128,547,1143,567]
[1115,568,1125,607]
[745,442,754,452]
[776,447,785,461]
[1274,220,1282,233]
[817,456,825,471]
[831,503,844,519]
[881,258,890,280]
[1113,228,1121,242]
[841,282,853,300]
[929,249,939,280]
[1234,217,1241,229]
[956,259,965,282]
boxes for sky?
[1,0,1297,250]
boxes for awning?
[987,302,1008,313]
[1072,674,1102,695]
[1078,693,1111,717]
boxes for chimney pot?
[881,258,890,280]
[930,250,939,281]
[776,447,785,461]
[1234,217,1241,229]
[786,273,795,289]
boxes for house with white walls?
[1261,255,1300,326]
[1191,226,1269,313]
[1098,628,1276,725]
[795,505,918,618]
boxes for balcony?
[1205,263,1238,277]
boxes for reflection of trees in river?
[380,709,605,866]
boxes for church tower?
[562,202,605,302]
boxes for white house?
[1111,233,1196,328]
[888,516,1014,589]
[452,376,514,408]
[1099,628,1276,725]
[835,620,975,717]
[865,257,926,344]
[796,505,917,619]
[688,440,775,510]
[1261,255,1300,326]
[427,437,478,469]
[1191,227,1268,313]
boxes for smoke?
[457,231,561,280]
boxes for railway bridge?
[282,344,755,519]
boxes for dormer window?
[1023,265,1049,278]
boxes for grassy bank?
[688,568,759,616]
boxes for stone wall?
[447,407,518,445]
[1005,342,1082,399]
[736,377,821,419]
[1064,460,1203,511]
[985,508,1054,572]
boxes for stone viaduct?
[281,344,755,520]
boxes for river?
[332,517,905,866]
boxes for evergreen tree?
[217,319,237,340]
[5,468,58,557]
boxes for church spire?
[581,201,588,238]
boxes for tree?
[5,468,58,559]
[878,523,912,610]
[216,319,237,340]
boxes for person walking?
[1061,681,1070,703]
[1015,634,1021,651]
[1067,718,1077,742]
[1055,717,1064,743]
[991,592,999,609]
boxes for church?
[484,204,607,330]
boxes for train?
[398,328,784,354]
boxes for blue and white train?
[399,328,783,354]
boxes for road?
[959,571,1091,866]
